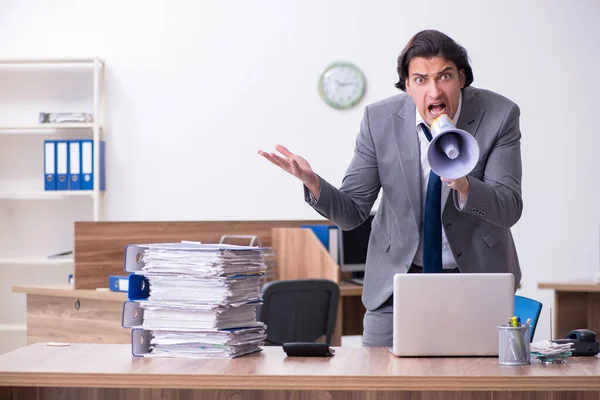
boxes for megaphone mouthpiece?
[438,133,460,160]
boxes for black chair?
[257,279,339,346]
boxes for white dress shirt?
[412,92,463,269]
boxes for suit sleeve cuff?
[303,176,322,206]
[456,176,491,217]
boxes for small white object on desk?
[594,271,600,283]
[46,342,71,347]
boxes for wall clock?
[318,61,366,110]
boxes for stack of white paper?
[530,340,574,361]
[137,243,268,358]
[150,327,266,358]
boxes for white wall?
[0,0,599,342]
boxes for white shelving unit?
[0,123,95,131]
[0,58,105,352]
[0,256,74,266]
[0,191,96,199]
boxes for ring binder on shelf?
[68,140,82,190]
[44,140,56,191]
[56,141,69,191]
[81,139,106,191]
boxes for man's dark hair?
[395,30,474,92]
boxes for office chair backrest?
[258,279,339,346]
[514,295,543,342]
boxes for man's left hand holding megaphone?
[427,114,480,201]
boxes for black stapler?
[553,329,600,356]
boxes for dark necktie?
[420,123,443,273]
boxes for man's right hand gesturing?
[258,144,321,199]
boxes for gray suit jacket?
[305,86,523,310]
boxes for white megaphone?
[427,114,480,179]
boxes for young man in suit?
[258,29,523,347]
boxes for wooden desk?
[0,344,599,400]
[538,281,600,338]
[12,285,129,345]
[13,283,365,347]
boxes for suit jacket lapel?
[456,87,483,137]
[394,99,421,232]
[442,87,484,211]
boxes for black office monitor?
[338,214,374,273]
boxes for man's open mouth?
[428,102,447,118]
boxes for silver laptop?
[391,273,514,357]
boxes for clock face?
[318,62,366,109]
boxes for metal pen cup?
[498,325,530,365]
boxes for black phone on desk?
[282,342,335,357]
[553,329,600,356]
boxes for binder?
[81,140,93,190]
[123,242,268,273]
[81,140,105,191]
[122,301,144,328]
[121,242,268,358]
[109,275,130,292]
[127,274,150,300]
[99,140,106,191]
[68,140,81,190]
[44,140,56,191]
[56,141,69,191]
[131,328,152,356]
[127,328,263,358]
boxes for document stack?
[530,340,574,363]
[121,242,267,358]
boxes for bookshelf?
[0,191,97,199]
[0,123,95,131]
[0,58,105,353]
[0,256,73,266]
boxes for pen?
[509,316,525,361]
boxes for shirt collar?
[415,90,463,129]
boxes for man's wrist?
[458,176,470,199]
[305,174,321,199]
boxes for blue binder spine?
[68,140,81,190]
[44,140,56,191]
[55,140,69,191]
[99,140,106,191]
[81,139,93,190]
[128,274,150,301]
[109,275,130,292]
